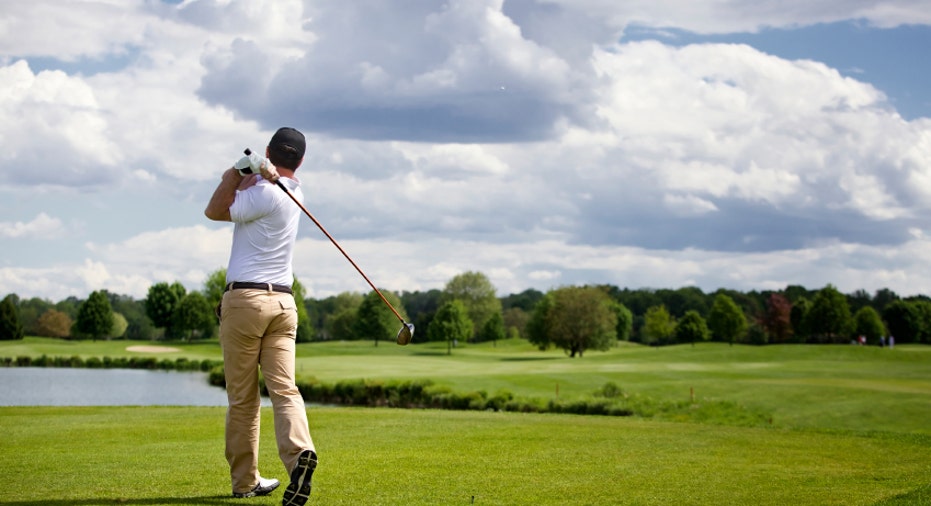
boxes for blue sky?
[2,0,931,303]
[623,21,931,119]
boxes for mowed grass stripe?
[1,406,929,505]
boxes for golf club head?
[396,322,415,346]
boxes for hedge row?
[4,358,763,423]
[1,355,221,372]
[207,374,638,417]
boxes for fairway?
[2,338,930,504]
[1,407,929,505]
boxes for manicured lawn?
[2,337,930,504]
[1,406,929,505]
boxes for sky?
[2,0,931,303]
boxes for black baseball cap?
[269,127,306,161]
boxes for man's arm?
[205,168,251,221]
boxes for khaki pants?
[219,288,314,494]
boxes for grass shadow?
[871,483,931,505]
[0,497,235,505]
[410,351,452,357]
[500,356,562,362]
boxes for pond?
[0,368,272,407]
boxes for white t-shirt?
[225,177,303,286]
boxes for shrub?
[597,382,624,398]
[208,365,226,388]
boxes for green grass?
[2,337,931,504]
[1,407,929,505]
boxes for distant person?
[205,127,317,505]
[889,335,895,348]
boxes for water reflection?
[0,368,263,407]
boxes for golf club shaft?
[274,180,407,325]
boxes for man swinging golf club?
[205,127,316,505]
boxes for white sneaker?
[233,476,280,498]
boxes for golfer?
[205,127,316,505]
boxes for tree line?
[2,270,929,357]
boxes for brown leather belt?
[224,282,293,295]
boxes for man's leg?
[259,293,315,474]
[220,290,265,495]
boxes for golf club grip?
[274,180,406,324]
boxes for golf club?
[244,149,415,345]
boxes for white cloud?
[540,0,931,34]
[2,1,931,304]
[0,213,63,239]
[0,0,147,61]
[0,61,122,185]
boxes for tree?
[656,286,708,318]
[106,294,155,341]
[291,277,313,343]
[803,285,852,343]
[355,290,407,346]
[502,307,530,339]
[477,311,506,345]
[110,313,129,339]
[501,288,545,312]
[853,306,886,344]
[428,300,473,355]
[204,268,227,309]
[321,292,364,341]
[0,294,24,340]
[611,288,661,342]
[17,297,52,337]
[173,292,214,341]
[642,305,676,346]
[675,310,711,346]
[761,293,793,343]
[145,281,186,339]
[916,301,931,343]
[442,271,501,340]
[74,290,114,341]
[882,300,921,343]
[872,288,899,312]
[328,309,358,341]
[707,294,747,345]
[613,302,633,342]
[399,289,443,340]
[790,297,811,341]
[55,296,81,320]
[847,289,873,315]
[37,309,72,338]
[526,293,554,349]
[528,287,617,357]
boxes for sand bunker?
[126,345,181,353]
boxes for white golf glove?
[233,155,255,175]
[234,150,278,181]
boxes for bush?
[597,382,624,398]
[208,365,226,388]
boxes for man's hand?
[257,157,280,183]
